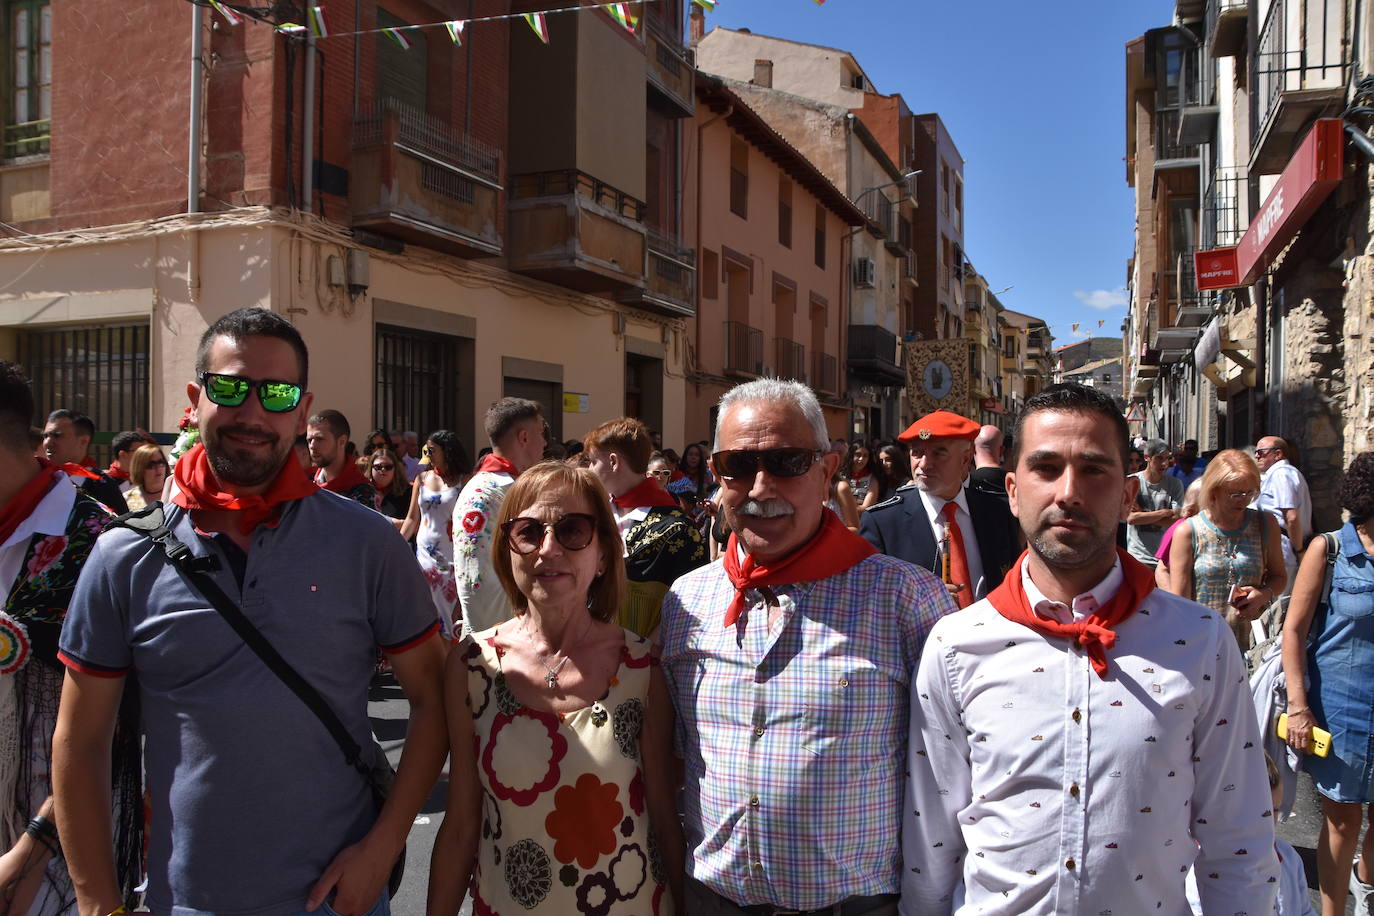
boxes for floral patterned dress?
[463,626,672,916]
[416,477,461,638]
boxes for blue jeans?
[283,893,389,916]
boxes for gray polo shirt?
[1127,471,1185,567]
[60,491,436,916]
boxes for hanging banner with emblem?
[904,338,971,418]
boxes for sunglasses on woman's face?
[502,513,597,555]
[199,373,303,413]
[148,460,168,469]
[372,463,395,472]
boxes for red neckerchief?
[612,477,679,512]
[986,547,1157,679]
[170,443,318,534]
[316,460,371,496]
[476,453,520,478]
[851,466,871,480]
[669,469,687,482]
[106,461,130,482]
[722,509,876,628]
[0,459,63,546]
[59,462,101,481]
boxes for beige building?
[963,268,1012,425]
[0,1,696,457]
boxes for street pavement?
[1278,768,1363,915]
[369,675,468,916]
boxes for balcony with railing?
[508,169,647,291]
[1202,169,1246,249]
[723,321,764,376]
[847,324,904,385]
[351,100,503,257]
[3,119,49,159]
[1170,253,1212,327]
[1177,44,1219,145]
[1251,0,1350,173]
[812,352,838,394]
[1206,0,1247,58]
[902,253,917,286]
[775,338,806,383]
[864,194,893,240]
[646,20,694,118]
[617,227,696,317]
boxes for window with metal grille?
[5,0,51,159]
[375,323,461,439]
[18,323,150,465]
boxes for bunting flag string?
[381,26,411,48]
[604,2,638,32]
[523,12,550,43]
[306,4,328,36]
[693,0,718,10]
[207,0,241,25]
[444,19,465,44]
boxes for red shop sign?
[1235,118,1344,286]
[1194,246,1239,291]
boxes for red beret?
[898,409,980,443]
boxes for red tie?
[942,501,973,609]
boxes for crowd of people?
[0,305,1371,916]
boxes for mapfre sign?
[1193,118,1344,291]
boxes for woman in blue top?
[1282,451,1374,916]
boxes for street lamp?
[853,169,922,211]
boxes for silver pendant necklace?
[524,614,591,690]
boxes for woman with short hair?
[1169,449,1287,648]
[427,461,683,915]
[122,443,168,511]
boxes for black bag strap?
[1309,530,1340,645]
[112,503,370,776]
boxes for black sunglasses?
[711,447,822,480]
[371,463,395,472]
[200,373,303,413]
[502,513,597,555]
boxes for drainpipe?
[303,31,317,212]
[188,3,204,301]
[694,100,732,376]
[1253,277,1268,439]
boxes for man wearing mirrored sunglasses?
[659,378,956,915]
[54,306,447,916]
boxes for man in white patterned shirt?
[661,379,956,915]
[902,382,1278,915]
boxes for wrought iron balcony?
[847,324,903,385]
[508,169,647,291]
[724,321,764,376]
[1202,169,1246,249]
[775,338,806,383]
[1251,0,1349,173]
[1205,0,1247,58]
[350,100,503,257]
[617,227,696,317]
[812,352,838,395]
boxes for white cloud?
[1072,287,1129,310]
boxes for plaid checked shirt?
[660,552,955,910]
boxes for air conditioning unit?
[853,257,877,288]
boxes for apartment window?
[778,177,792,248]
[954,178,963,231]
[813,204,826,269]
[701,248,719,299]
[941,163,950,217]
[4,0,50,159]
[729,136,749,219]
[376,324,461,438]
[19,323,149,466]
[941,234,950,291]
[377,8,428,109]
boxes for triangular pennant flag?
[208,0,242,25]
[445,20,465,44]
[306,5,328,36]
[604,3,637,32]
[381,27,411,49]
[276,21,307,33]
[1098,320,1105,328]
[693,0,718,10]
[1072,323,1080,332]
[523,12,550,43]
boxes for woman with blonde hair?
[1169,448,1287,648]
[428,461,683,915]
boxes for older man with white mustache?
[659,378,957,915]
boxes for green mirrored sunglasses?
[200,373,303,413]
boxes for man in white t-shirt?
[1254,436,1311,591]
[1125,438,1184,567]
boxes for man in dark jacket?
[861,410,1021,608]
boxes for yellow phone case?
[1276,713,1332,757]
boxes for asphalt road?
[368,675,468,916]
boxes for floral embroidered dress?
[454,470,516,635]
[463,626,672,916]
[415,478,461,639]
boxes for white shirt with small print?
[901,559,1279,915]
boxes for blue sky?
[705,0,1173,345]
